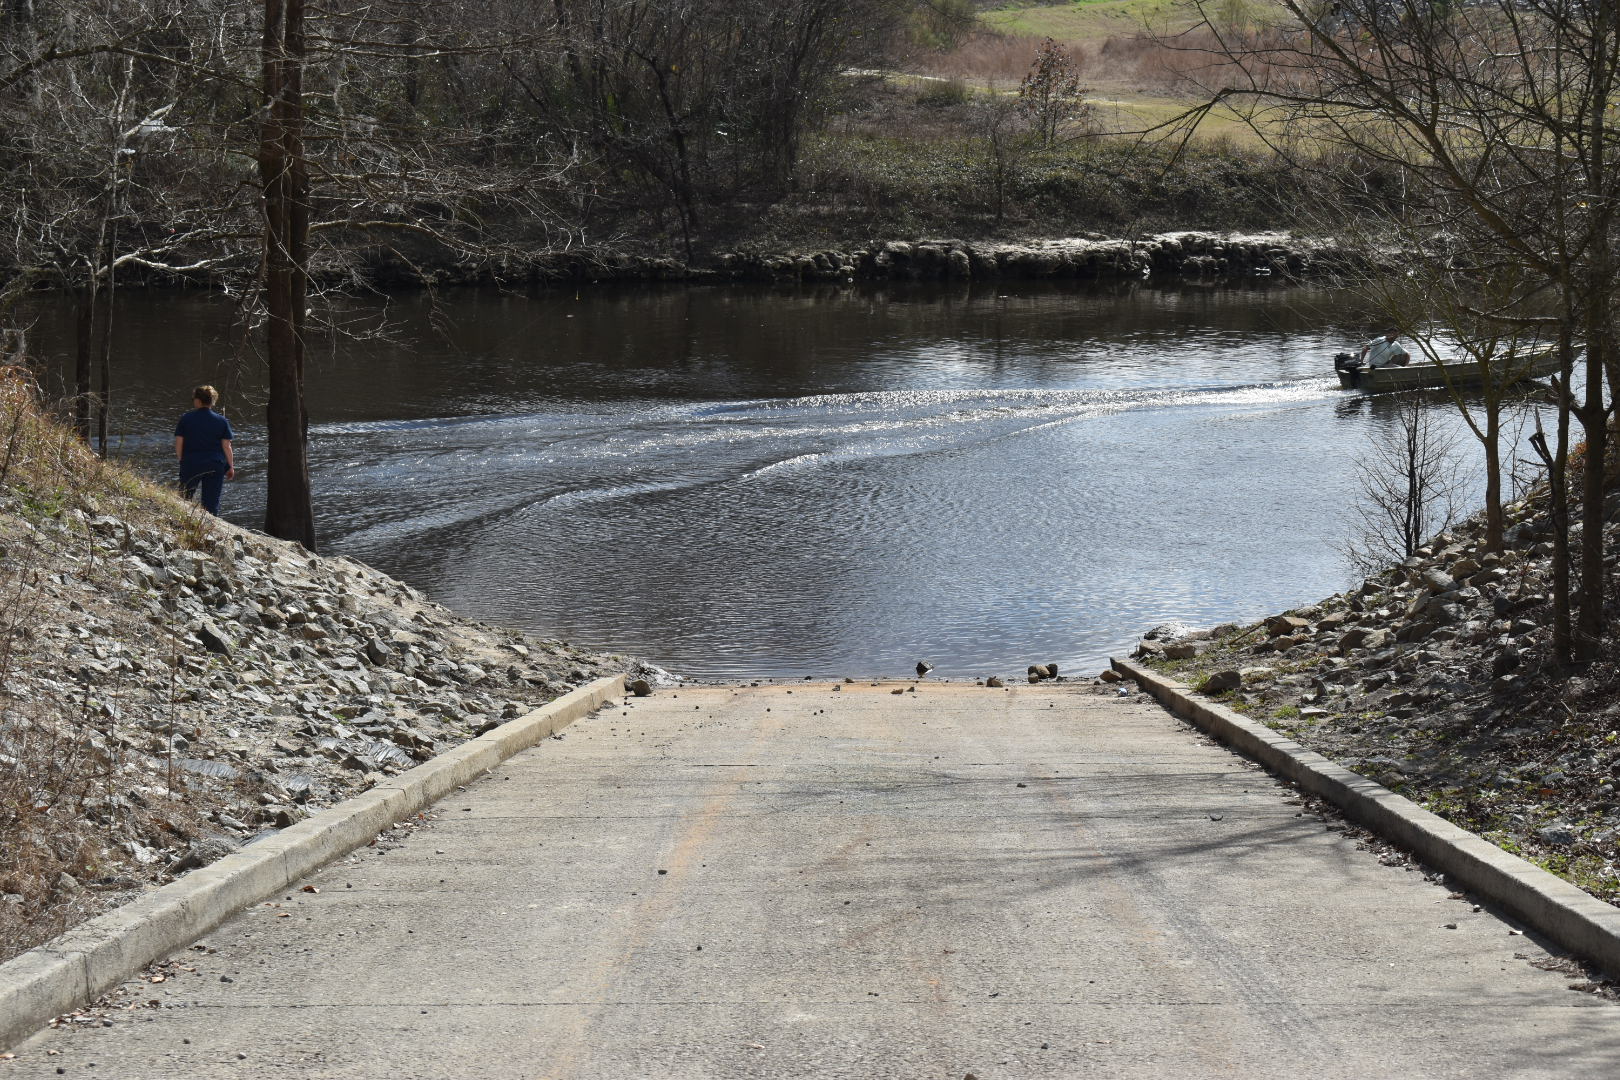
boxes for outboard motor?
[1334,351,1363,387]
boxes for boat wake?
[319,376,1342,549]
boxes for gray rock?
[1265,615,1309,637]
[1420,569,1456,594]
[169,837,237,873]
[194,621,232,656]
[1536,822,1578,847]
[1201,670,1242,694]
[630,679,652,697]
[1431,603,1463,625]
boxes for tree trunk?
[1573,1,1615,663]
[72,286,92,443]
[1575,324,1608,662]
[3,0,39,106]
[399,21,420,111]
[1482,403,1502,553]
[1550,329,1575,664]
[260,0,316,551]
[94,227,115,457]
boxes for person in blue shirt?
[174,384,235,515]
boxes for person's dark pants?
[180,460,225,515]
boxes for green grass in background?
[980,0,1195,41]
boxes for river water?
[23,281,1522,680]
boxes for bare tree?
[1347,398,1467,578]
[260,0,314,550]
[1353,237,1552,555]
[2,1,591,549]
[1175,0,1620,663]
[1,0,945,550]
[506,0,927,253]
[970,94,1032,226]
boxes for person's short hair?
[1385,328,1400,337]
[193,384,218,408]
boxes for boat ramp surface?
[7,682,1616,1078]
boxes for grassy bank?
[702,79,1319,253]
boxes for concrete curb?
[0,674,626,1052]
[1112,657,1620,978]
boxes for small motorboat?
[1333,345,1561,392]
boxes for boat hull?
[1336,348,1561,392]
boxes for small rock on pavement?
[1098,669,1122,683]
[986,676,1005,688]
[1202,670,1242,694]
[630,678,652,697]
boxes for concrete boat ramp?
[6,682,1617,1077]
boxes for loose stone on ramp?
[7,683,1616,1078]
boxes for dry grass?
[0,367,221,960]
[922,26,1260,95]
[977,0,1195,42]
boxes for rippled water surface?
[27,282,1507,678]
